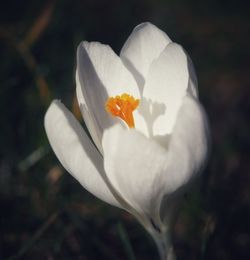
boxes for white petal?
[44,100,121,208]
[76,41,139,150]
[120,22,171,90]
[76,70,103,153]
[158,94,209,223]
[161,94,209,194]
[102,94,209,225]
[102,124,168,219]
[142,43,189,137]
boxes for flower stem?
[151,230,176,260]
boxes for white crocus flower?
[45,22,209,260]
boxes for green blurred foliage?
[0,0,250,259]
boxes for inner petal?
[142,43,189,136]
[105,93,140,128]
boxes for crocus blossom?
[45,22,209,259]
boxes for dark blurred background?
[0,0,250,259]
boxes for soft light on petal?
[44,100,121,208]
[76,41,140,150]
[102,124,168,220]
[120,22,171,89]
[159,94,209,223]
[161,94,209,193]
[142,43,190,138]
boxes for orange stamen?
[105,93,140,128]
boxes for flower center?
[105,93,140,128]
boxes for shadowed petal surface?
[44,100,121,208]
[76,41,139,151]
[142,43,189,137]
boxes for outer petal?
[161,94,209,194]
[102,94,209,226]
[120,22,171,90]
[141,43,190,138]
[102,124,167,219]
[44,100,121,208]
[76,41,139,152]
[158,93,209,224]
[187,53,199,98]
[76,70,102,153]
